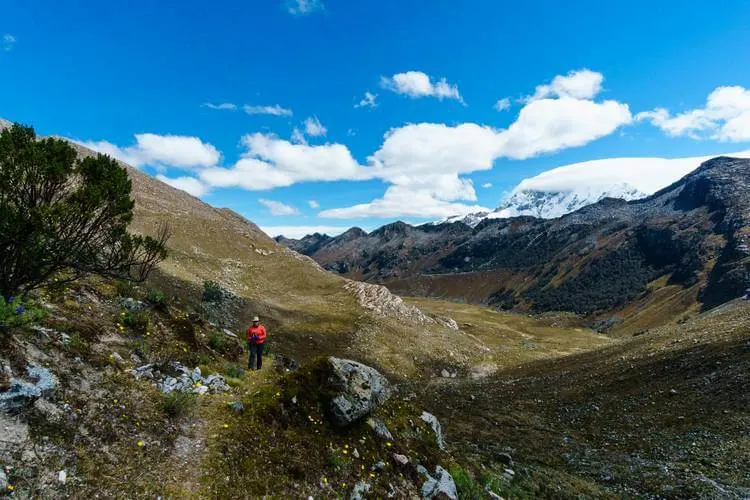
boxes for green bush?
[121,311,149,333]
[207,331,225,351]
[202,280,224,302]
[225,364,245,378]
[161,392,197,419]
[449,466,485,500]
[0,296,47,329]
[146,289,167,306]
[115,280,136,298]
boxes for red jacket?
[247,324,267,344]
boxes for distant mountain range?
[439,182,648,227]
[278,156,750,331]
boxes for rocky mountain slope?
[279,156,750,332]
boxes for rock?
[495,452,513,467]
[121,297,147,313]
[327,358,391,427]
[0,365,58,411]
[420,466,458,500]
[440,369,451,378]
[33,398,65,425]
[503,468,515,480]
[110,352,126,367]
[191,367,202,382]
[420,411,446,450]
[669,388,679,396]
[273,354,300,373]
[367,417,394,441]
[487,491,505,500]
[57,470,67,485]
[392,454,409,466]
[192,385,209,395]
[229,401,245,413]
[352,448,360,459]
[372,461,386,471]
[222,328,238,339]
[204,374,230,393]
[0,469,7,492]
[350,481,371,500]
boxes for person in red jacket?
[246,316,267,370]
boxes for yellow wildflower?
[137,440,144,447]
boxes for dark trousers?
[248,342,265,370]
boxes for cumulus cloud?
[494,98,511,111]
[198,133,371,190]
[321,69,633,218]
[243,104,293,116]
[261,226,352,239]
[2,34,16,52]
[156,175,210,197]
[308,200,320,208]
[526,68,603,102]
[286,0,324,15]
[202,102,237,111]
[482,182,493,188]
[380,71,464,103]
[637,86,750,141]
[79,134,221,169]
[355,91,378,109]
[258,198,299,216]
[304,116,327,137]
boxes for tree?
[0,123,170,298]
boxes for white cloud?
[243,104,293,116]
[321,69,633,218]
[527,68,603,102]
[494,98,511,111]
[291,128,307,145]
[481,182,493,188]
[156,175,210,197]
[198,133,371,190]
[355,91,378,109]
[258,198,299,216]
[304,116,327,137]
[202,102,237,111]
[2,34,16,52]
[513,150,750,195]
[286,0,324,15]
[261,226,351,239]
[308,200,320,208]
[637,86,750,142]
[79,134,220,169]
[380,71,464,103]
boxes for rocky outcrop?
[131,362,230,394]
[327,357,391,427]
[0,364,57,411]
[420,411,446,450]
[418,465,458,500]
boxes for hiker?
[247,316,267,370]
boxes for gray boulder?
[0,365,57,411]
[420,466,458,500]
[350,481,371,500]
[121,297,147,313]
[366,417,394,440]
[420,411,446,450]
[328,358,391,427]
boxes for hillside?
[279,156,750,333]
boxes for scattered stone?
[372,461,386,471]
[133,362,230,394]
[0,469,7,492]
[503,469,515,480]
[367,417,394,441]
[222,328,238,339]
[191,367,202,382]
[121,297,147,313]
[669,388,679,396]
[420,411,446,450]
[487,491,505,500]
[110,352,126,367]
[273,354,300,373]
[33,398,65,425]
[350,481,371,500]
[192,385,209,395]
[392,454,409,466]
[57,470,67,485]
[0,365,58,411]
[327,358,391,427]
[495,452,513,467]
[420,465,458,500]
[352,448,360,459]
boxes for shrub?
[146,289,167,306]
[0,295,47,329]
[202,280,224,302]
[115,280,136,298]
[207,331,225,351]
[0,123,169,299]
[161,392,197,419]
[121,311,149,333]
[449,466,485,500]
[225,364,245,378]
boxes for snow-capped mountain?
[440,182,648,227]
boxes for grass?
[161,391,198,419]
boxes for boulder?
[420,411,446,450]
[420,466,458,500]
[0,365,57,411]
[327,358,391,427]
[367,417,394,440]
[350,481,371,500]
[121,297,147,313]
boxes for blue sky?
[2,0,750,237]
